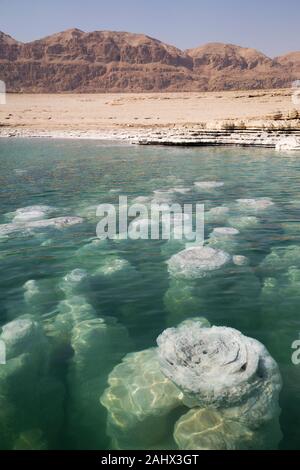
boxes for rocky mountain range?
[0,28,299,92]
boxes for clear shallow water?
[0,138,300,449]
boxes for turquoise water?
[1,138,300,449]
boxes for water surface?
[0,138,300,449]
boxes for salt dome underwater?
[1,138,300,450]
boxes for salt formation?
[0,216,84,237]
[93,255,137,279]
[157,321,281,411]
[207,227,240,252]
[0,316,65,450]
[170,187,191,194]
[236,198,274,212]
[45,295,97,353]
[151,190,173,205]
[67,317,131,449]
[163,280,204,326]
[260,245,300,274]
[260,263,300,362]
[25,216,84,230]
[75,238,112,270]
[100,348,183,449]
[59,269,89,296]
[21,278,59,319]
[101,318,282,450]
[194,181,224,190]
[205,206,230,224]
[232,255,249,266]
[276,136,300,151]
[167,246,231,280]
[10,205,54,223]
[211,227,240,237]
[174,408,255,450]
[228,216,259,230]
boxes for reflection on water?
[0,138,300,449]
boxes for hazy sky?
[1,0,299,57]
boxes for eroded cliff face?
[0,29,299,92]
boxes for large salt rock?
[157,320,282,411]
[67,317,131,449]
[167,246,231,280]
[100,348,183,449]
[100,318,281,450]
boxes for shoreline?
[1,126,300,150]
[0,90,299,150]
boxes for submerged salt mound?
[206,206,230,223]
[232,255,249,266]
[1,317,48,361]
[59,269,89,295]
[236,198,274,212]
[163,279,205,325]
[174,406,282,450]
[26,216,84,230]
[157,321,282,410]
[67,317,131,449]
[194,181,224,190]
[101,318,281,450]
[260,245,300,274]
[167,246,231,280]
[100,348,183,449]
[174,407,255,450]
[0,216,84,237]
[170,187,191,194]
[211,227,240,237]
[228,216,259,230]
[93,256,136,279]
[45,296,96,345]
[260,267,300,361]
[11,205,54,223]
[0,316,65,449]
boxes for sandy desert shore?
[0,89,297,134]
[0,90,300,151]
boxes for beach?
[0,89,297,132]
[1,89,299,149]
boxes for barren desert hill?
[0,28,299,92]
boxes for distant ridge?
[0,29,299,92]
